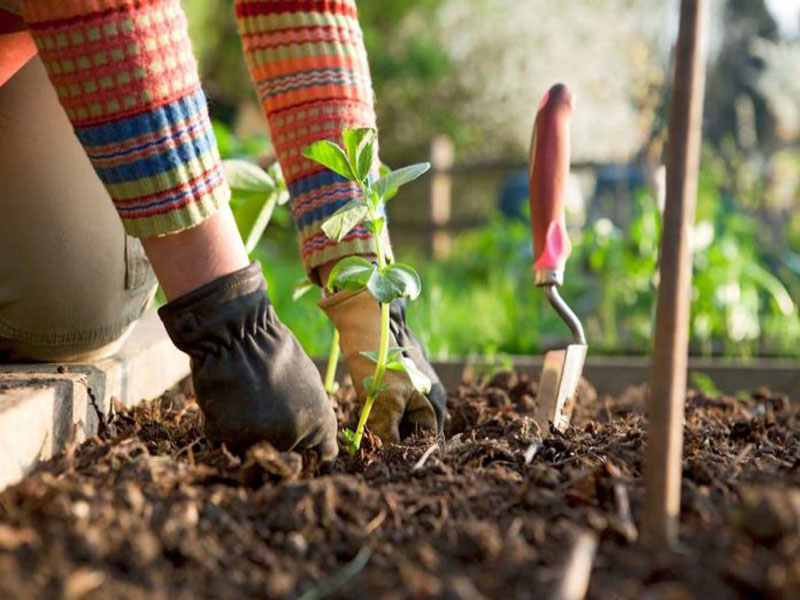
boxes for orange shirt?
[0,9,36,87]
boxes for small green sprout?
[303,127,432,454]
[689,372,722,398]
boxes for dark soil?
[0,372,797,599]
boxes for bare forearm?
[140,206,249,301]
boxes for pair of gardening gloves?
[158,261,445,462]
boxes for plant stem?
[324,329,340,394]
[360,180,387,271]
[350,179,392,452]
[244,193,277,254]
[373,301,391,385]
[373,226,386,269]
[352,301,391,450]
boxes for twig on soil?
[554,471,593,493]
[613,482,638,543]
[383,491,403,529]
[435,497,449,533]
[606,461,638,543]
[449,575,489,600]
[412,443,440,472]
[364,510,386,535]
[174,438,203,460]
[298,547,371,600]
[524,443,540,465]
[443,433,463,452]
[727,443,753,479]
[551,529,598,600]
[407,497,440,517]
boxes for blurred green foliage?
[217,120,799,359]
[407,189,797,359]
[196,0,798,360]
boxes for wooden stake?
[644,0,709,548]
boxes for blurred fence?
[395,134,653,259]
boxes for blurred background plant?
[192,0,799,359]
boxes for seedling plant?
[303,128,432,454]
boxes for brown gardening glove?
[320,288,446,443]
[159,261,338,460]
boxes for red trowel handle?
[529,83,574,286]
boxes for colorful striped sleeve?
[20,0,230,238]
[234,0,391,276]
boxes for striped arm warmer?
[235,0,391,275]
[20,0,230,238]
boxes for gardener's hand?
[159,261,338,459]
[320,288,446,443]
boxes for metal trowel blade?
[534,343,587,434]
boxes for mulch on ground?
[0,371,797,599]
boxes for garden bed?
[0,373,797,599]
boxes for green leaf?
[362,375,374,392]
[357,139,376,182]
[366,270,404,303]
[321,203,369,242]
[222,159,275,193]
[266,163,291,205]
[368,190,382,212]
[374,162,431,199]
[744,262,795,316]
[365,263,422,303]
[229,190,272,239]
[292,277,315,301]
[342,128,371,164]
[302,140,355,181]
[342,127,377,181]
[362,375,388,395]
[378,163,398,200]
[359,347,410,363]
[690,372,721,397]
[386,357,432,394]
[328,256,377,293]
[365,217,385,236]
[382,263,422,300]
[341,428,358,455]
[360,351,379,363]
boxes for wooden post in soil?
[643,0,709,548]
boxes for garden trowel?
[528,84,587,434]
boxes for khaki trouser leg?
[0,58,157,362]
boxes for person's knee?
[0,323,138,363]
[0,57,157,363]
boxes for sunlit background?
[187,0,800,360]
